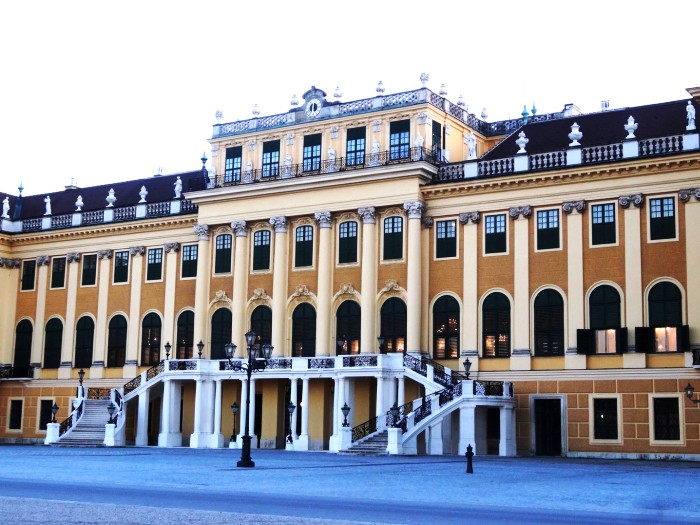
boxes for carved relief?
[213,290,231,305]
[36,255,50,266]
[0,258,21,269]
[252,288,270,300]
[292,284,312,298]
[618,194,644,209]
[459,211,480,225]
[509,206,532,220]
[382,279,401,293]
[338,283,356,296]
[679,188,700,203]
[422,216,433,228]
[562,200,586,214]
[403,201,426,219]
[269,216,287,233]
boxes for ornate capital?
[459,211,480,225]
[357,207,376,224]
[269,216,287,233]
[193,224,210,240]
[618,194,644,209]
[0,258,21,269]
[129,246,145,257]
[422,216,433,229]
[163,242,180,254]
[231,220,248,237]
[562,200,586,214]
[509,206,532,220]
[97,249,112,260]
[36,255,50,266]
[66,252,81,263]
[314,211,332,228]
[404,201,426,219]
[679,188,700,203]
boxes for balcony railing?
[0,366,34,379]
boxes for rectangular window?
[595,329,617,354]
[346,127,366,166]
[536,209,560,250]
[436,220,457,258]
[50,257,66,289]
[389,120,410,160]
[303,134,322,172]
[9,399,22,430]
[81,254,97,286]
[383,216,403,260]
[181,245,198,278]
[295,225,313,268]
[591,203,616,245]
[114,251,129,283]
[214,234,232,274]
[593,398,619,440]
[485,214,507,254]
[262,140,280,178]
[21,260,36,291]
[253,230,271,271]
[338,221,358,264]
[146,248,163,281]
[653,397,680,441]
[224,146,242,183]
[654,327,677,352]
[39,399,54,431]
[649,197,676,240]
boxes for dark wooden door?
[535,399,562,456]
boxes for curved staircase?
[340,431,389,455]
[52,399,112,447]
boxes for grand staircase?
[52,399,112,447]
[341,430,389,455]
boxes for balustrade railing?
[583,143,623,163]
[474,380,510,396]
[123,375,141,395]
[87,388,112,400]
[479,158,514,176]
[309,358,335,369]
[51,214,72,229]
[351,415,379,443]
[147,202,170,217]
[639,135,683,156]
[22,218,41,232]
[82,210,105,224]
[343,355,378,367]
[0,366,34,379]
[170,359,199,371]
[403,353,427,376]
[529,151,566,170]
[113,206,136,221]
[58,398,84,437]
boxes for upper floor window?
[295,225,313,268]
[303,133,322,172]
[649,197,676,240]
[383,216,403,261]
[224,146,242,183]
[638,281,686,353]
[336,301,361,354]
[253,230,271,271]
[107,315,127,368]
[389,120,410,160]
[379,297,406,353]
[485,214,507,254]
[140,312,162,366]
[591,203,616,245]
[250,305,272,347]
[21,260,36,291]
[74,316,95,369]
[578,284,624,355]
[292,303,317,357]
[81,254,97,286]
[433,296,460,359]
[43,318,63,369]
[262,140,280,178]
[533,289,564,357]
[50,257,66,289]
[211,308,231,360]
[436,220,457,259]
[536,209,560,250]
[146,248,163,281]
[214,234,232,274]
[113,250,129,283]
[482,292,510,358]
[346,127,366,166]
[176,310,194,359]
[338,221,358,264]
[181,244,198,278]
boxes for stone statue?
[467,132,477,159]
[75,196,83,212]
[413,133,424,160]
[327,146,337,172]
[1,197,9,218]
[174,176,182,198]
[243,159,254,183]
[687,101,696,131]
[369,141,381,166]
[44,196,51,215]
[138,185,148,203]
[106,188,116,207]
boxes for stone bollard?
[466,443,474,474]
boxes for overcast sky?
[0,1,696,196]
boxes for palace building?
[1,80,699,459]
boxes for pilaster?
[58,253,81,379]
[31,256,50,368]
[459,212,480,368]
[193,225,211,351]
[509,206,531,369]
[125,246,144,374]
[0,259,20,365]
[680,189,700,351]
[620,194,644,351]
[562,200,587,369]
[315,212,332,355]
[162,243,180,349]
[404,201,425,354]
[270,216,288,357]
[231,220,248,354]
[358,207,377,353]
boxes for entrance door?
[534,399,562,456]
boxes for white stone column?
[135,385,150,446]
[563,201,587,369]
[397,376,405,407]
[58,253,81,379]
[460,212,480,368]
[270,216,288,357]
[192,225,211,352]
[209,379,224,448]
[92,250,112,377]
[315,212,333,355]
[620,194,644,352]
[428,420,443,455]
[170,382,183,446]
[190,378,208,448]
[162,243,180,348]
[358,207,377,353]
[290,378,299,440]
[158,378,172,447]
[682,191,700,354]
[404,201,425,354]
[297,377,310,450]
[329,376,340,450]
[458,405,476,455]
[231,221,248,355]
[125,246,145,375]
[31,256,50,368]
[237,378,248,448]
[248,378,257,444]
[499,405,517,456]
[376,375,385,427]
[510,207,531,370]
[0,259,19,366]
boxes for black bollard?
[466,444,474,474]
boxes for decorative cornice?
[193,224,210,240]
[97,249,112,260]
[403,200,426,219]
[36,255,50,266]
[231,220,248,237]
[509,206,532,220]
[679,188,700,203]
[66,252,81,263]
[163,242,180,253]
[618,194,644,209]
[421,216,433,228]
[269,216,287,233]
[129,246,145,257]
[357,207,376,224]
[562,200,586,214]
[314,211,332,228]
[459,211,480,225]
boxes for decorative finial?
[568,122,583,147]
[18,183,24,196]
[252,104,260,116]
[201,152,207,166]
[215,110,223,122]
[481,108,488,119]
[531,102,537,116]
[457,95,466,108]
[624,116,638,139]
[439,83,448,96]
[291,94,299,106]
[515,131,529,154]
[522,105,529,125]
[376,80,385,94]
[333,86,342,99]
[420,73,429,87]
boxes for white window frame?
[589,394,623,445]
[648,393,684,445]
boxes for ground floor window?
[591,397,619,441]
[652,397,681,442]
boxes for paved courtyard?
[0,445,698,524]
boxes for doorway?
[534,398,562,456]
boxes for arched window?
[533,290,564,357]
[336,301,361,355]
[580,285,623,355]
[590,285,621,330]
[292,303,316,357]
[176,310,194,359]
[44,318,63,369]
[108,315,127,367]
[141,313,162,366]
[380,297,406,353]
[250,305,272,346]
[74,316,95,368]
[433,296,460,359]
[13,320,33,376]
[482,293,510,358]
[211,308,232,360]
[646,282,685,353]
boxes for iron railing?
[351,415,379,443]
[0,366,34,379]
[87,388,112,400]
[342,355,378,367]
[58,399,84,437]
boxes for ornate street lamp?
[51,402,59,423]
[287,401,296,444]
[463,357,472,380]
[164,341,171,360]
[685,383,700,405]
[230,401,239,443]
[377,336,386,354]
[341,402,351,427]
[225,330,273,468]
[389,402,400,428]
[107,403,116,425]
[197,340,204,359]
[78,368,85,386]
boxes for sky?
[0,1,696,197]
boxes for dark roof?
[481,99,695,160]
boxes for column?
[158,379,172,447]
[428,421,443,455]
[376,375,385,428]
[404,201,425,354]
[458,405,477,455]
[297,377,310,450]
[30,256,50,368]
[58,252,81,379]
[92,250,112,376]
[329,376,339,450]
[459,212,480,368]
[135,386,150,447]
[209,379,224,448]
[420,217,432,351]
[162,243,180,348]
[563,201,586,369]
[190,378,212,448]
[192,224,211,350]
[237,378,248,447]
[358,207,377,353]
[397,376,405,407]
[682,190,700,355]
[0,259,19,366]
[290,377,299,440]
[510,206,531,370]
[231,221,248,355]
[125,246,145,375]
[270,217,288,357]
[499,405,516,456]
[248,378,257,443]
[315,212,333,355]
[620,194,644,352]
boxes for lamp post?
[685,383,700,405]
[78,368,85,386]
[230,401,239,443]
[341,402,351,427]
[389,402,400,428]
[197,340,204,359]
[164,341,171,360]
[51,402,59,423]
[463,357,472,380]
[287,401,296,444]
[107,403,116,424]
[225,330,273,468]
[377,336,386,354]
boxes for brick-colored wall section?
[0,386,75,441]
